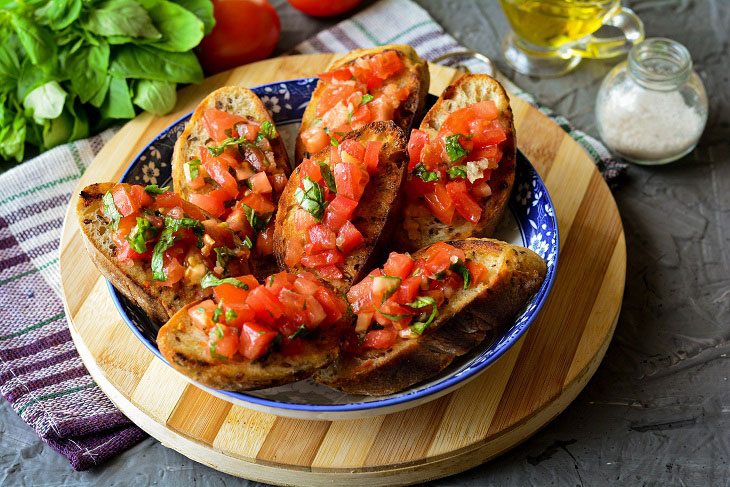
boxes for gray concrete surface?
[2,0,729,485]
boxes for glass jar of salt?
[595,38,707,165]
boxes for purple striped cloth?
[0,0,625,472]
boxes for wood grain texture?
[58,54,625,487]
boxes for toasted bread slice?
[157,304,340,391]
[274,121,408,295]
[396,75,516,251]
[171,86,290,280]
[77,183,249,323]
[314,238,546,395]
[295,44,429,164]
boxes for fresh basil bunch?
[0,0,215,163]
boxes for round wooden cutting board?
[59,54,625,486]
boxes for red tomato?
[199,147,238,198]
[246,286,283,324]
[198,0,280,74]
[203,108,248,142]
[264,271,295,295]
[130,185,153,209]
[350,104,371,130]
[470,100,498,120]
[304,295,327,327]
[293,276,320,295]
[214,285,256,327]
[150,192,181,210]
[189,300,218,332]
[363,141,382,173]
[383,252,415,280]
[300,126,330,155]
[334,163,367,201]
[161,257,185,285]
[239,322,277,360]
[446,181,482,224]
[306,224,337,254]
[288,0,362,17]
[209,324,239,359]
[189,192,226,218]
[278,288,309,325]
[299,158,323,184]
[323,195,358,232]
[319,67,353,83]
[374,301,412,329]
[248,172,272,193]
[439,106,472,137]
[300,249,344,268]
[256,224,275,255]
[239,192,276,214]
[317,264,344,280]
[315,286,347,325]
[340,139,365,162]
[335,220,364,254]
[317,84,356,117]
[466,261,489,286]
[407,129,429,170]
[424,183,455,225]
[394,276,421,304]
[371,51,403,79]
[271,173,288,193]
[111,185,138,217]
[362,328,397,349]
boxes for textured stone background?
[2,0,729,484]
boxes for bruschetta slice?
[77,182,250,323]
[157,271,348,391]
[171,86,290,280]
[314,238,546,395]
[395,74,516,251]
[273,121,408,295]
[296,44,429,164]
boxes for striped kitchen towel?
[0,0,625,472]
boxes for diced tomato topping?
[239,322,277,360]
[371,51,403,79]
[334,163,367,201]
[317,84,356,117]
[350,104,371,129]
[264,271,295,295]
[323,195,358,232]
[189,191,226,218]
[129,185,153,209]
[299,158,323,185]
[150,192,182,210]
[200,146,238,198]
[446,180,482,224]
[285,239,305,267]
[439,106,473,137]
[256,224,275,255]
[319,66,354,83]
[294,208,317,233]
[383,252,415,280]
[246,286,283,324]
[300,249,344,268]
[213,284,255,326]
[424,183,455,225]
[330,145,342,165]
[407,129,429,171]
[469,100,499,120]
[466,261,490,286]
[305,224,337,254]
[159,256,184,286]
[293,276,320,295]
[364,140,382,173]
[394,276,421,304]
[111,185,138,217]
[336,220,364,254]
[189,300,218,332]
[209,324,239,359]
[271,173,288,193]
[239,192,276,214]
[317,264,344,280]
[248,172,272,194]
[203,108,248,142]
[301,125,330,155]
[315,286,347,325]
[362,328,397,349]
[244,122,260,141]
[304,295,327,327]
[340,139,366,162]
[470,119,506,148]
[278,288,309,326]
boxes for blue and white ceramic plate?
[111,78,559,420]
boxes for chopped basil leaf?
[212,308,223,324]
[214,246,236,274]
[241,203,270,232]
[259,121,276,139]
[151,216,204,282]
[188,159,201,179]
[294,176,327,221]
[317,161,337,193]
[312,118,322,125]
[450,260,471,289]
[209,342,227,360]
[433,270,447,281]
[102,191,122,231]
[208,132,260,157]
[444,134,471,162]
[376,308,411,321]
[359,94,374,106]
[225,309,237,322]
[289,324,308,340]
[126,216,158,254]
[408,296,438,334]
[330,135,339,147]
[200,273,249,289]
[446,165,468,179]
[348,110,353,124]
[242,236,253,249]
[413,163,439,182]
[144,184,169,194]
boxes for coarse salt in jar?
[595,38,708,165]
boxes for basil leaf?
[133,79,177,115]
[66,44,110,104]
[83,0,162,39]
[359,94,373,106]
[144,184,169,194]
[312,118,322,125]
[109,45,203,84]
[294,176,327,221]
[330,135,339,147]
[225,308,237,322]
[242,235,253,249]
[289,324,308,340]
[102,190,123,231]
[241,203,271,232]
[446,165,468,179]
[214,246,235,273]
[259,120,277,139]
[376,308,410,321]
[172,0,216,35]
[408,295,438,334]
[317,161,337,193]
[413,163,439,182]
[143,0,205,53]
[200,273,250,289]
[126,216,157,253]
[187,159,201,180]
[450,260,471,289]
[9,13,57,67]
[212,307,223,323]
[151,216,203,281]
[100,77,135,120]
[444,134,470,162]
[23,81,67,122]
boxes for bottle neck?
[628,38,692,91]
